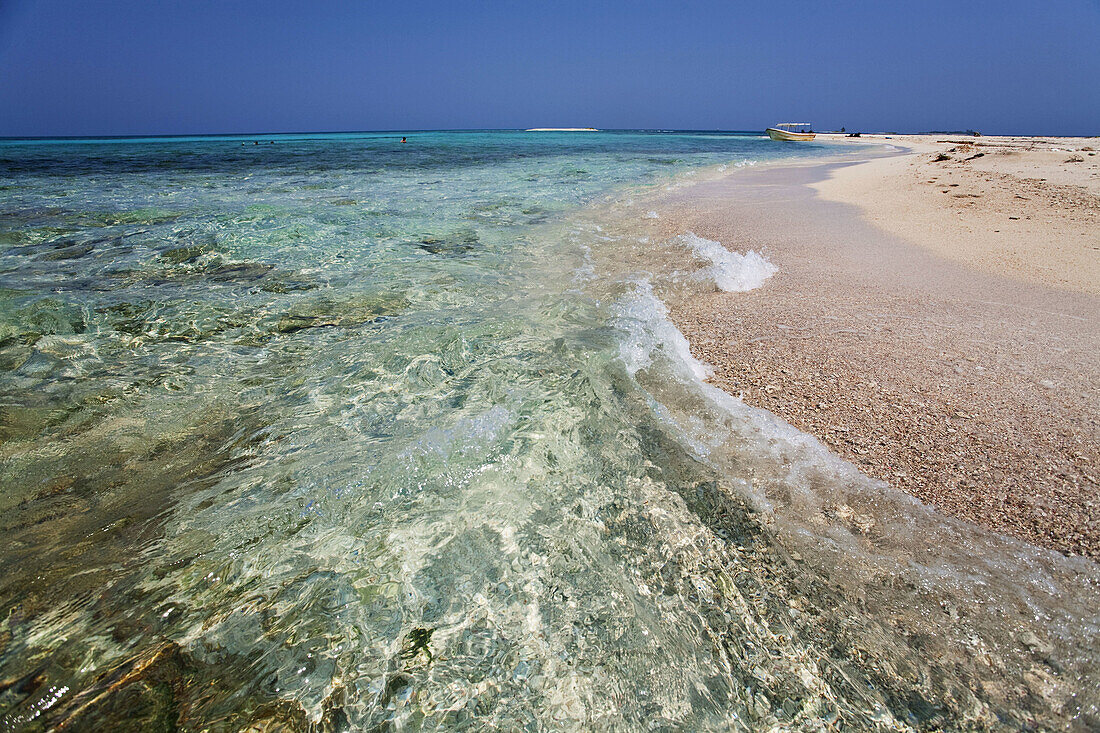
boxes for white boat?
[766,123,816,141]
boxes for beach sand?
[653,135,1100,559]
[814,134,1100,294]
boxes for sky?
[1,0,1098,137]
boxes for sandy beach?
[815,134,1100,293]
[654,135,1100,559]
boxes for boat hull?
[766,128,816,141]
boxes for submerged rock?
[99,300,254,344]
[0,343,31,371]
[0,403,68,442]
[159,242,213,264]
[401,627,435,663]
[18,639,313,731]
[205,261,275,283]
[83,208,184,227]
[40,240,96,261]
[274,293,409,334]
[0,296,87,347]
[415,229,480,255]
[259,273,319,293]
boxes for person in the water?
[401,137,407,143]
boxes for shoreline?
[643,136,1099,559]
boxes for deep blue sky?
[1,0,1098,137]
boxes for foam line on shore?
[676,232,776,292]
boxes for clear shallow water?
[0,131,1097,731]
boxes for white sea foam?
[676,232,776,292]
[571,241,596,284]
[609,276,873,520]
[610,276,1100,682]
[611,231,776,387]
[611,279,711,382]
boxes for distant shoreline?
[524,128,599,132]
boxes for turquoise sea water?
[1,131,1097,730]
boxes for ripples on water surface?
[0,132,1097,730]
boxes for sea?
[1,131,1097,730]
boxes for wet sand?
[649,143,1100,560]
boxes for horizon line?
[1,127,1095,142]
[0,127,762,142]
